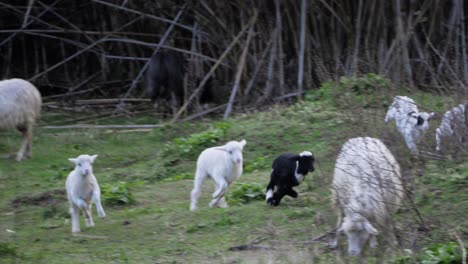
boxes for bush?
[228,182,265,205]
[0,242,17,257]
[307,73,394,109]
[163,122,230,159]
[101,181,139,206]
[392,242,467,264]
[244,156,270,173]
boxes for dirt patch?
[11,189,66,208]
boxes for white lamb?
[190,139,246,211]
[385,96,434,153]
[0,78,42,161]
[331,137,404,256]
[65,154,106,233]
[435,102,467,152]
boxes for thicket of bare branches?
[1,0,467,114]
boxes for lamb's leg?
[435,128,442,152]
[85,204,94,227]
[217,197,228,208]
[16,126,32,161]
[330,207,343,249]
[209,178,228,208]
[70,204,81,233]
[93,194,106,218]
[271,187,287,206]
[285,188,298,198]
[265,182,275,205]
[405,137,418,154]
[190,169,206,211]
[25,126,33,159]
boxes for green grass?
[0,92,466,263]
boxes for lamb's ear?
[68,158,78,165]
[364,221,379,235]
[90,155,98,163]
[429,112,435,119]
[239,139,246,148]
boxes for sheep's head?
[69,154,98,177]
[337,216,379,256]
[408,111,435,130]
[217,139,246,166]
[298,151,315,173]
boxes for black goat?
[266,151,315,206]
[146,50,185,108]
[146,50,214,111]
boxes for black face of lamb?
[297,155,315,175]
[417,116,424,126]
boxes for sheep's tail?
[190,168,207,211]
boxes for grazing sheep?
[190,139,246,211]
[436,102,468,152]
[265,151,315,206]
[0,78,42,161]
[331,137,403,256]
[66,154,105,233]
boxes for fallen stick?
[75,98,151,105]
[229,237,272,251]
[43,124,164,129]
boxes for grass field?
[0,91,466,263]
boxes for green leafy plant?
[0,242,17,257]
[420,242,466,264]
[228,182,265,205]
[307,73,394,109]
[392,242,467,264]
[101,181,140,206]
[244,156,270,173]
[164,122,230,158]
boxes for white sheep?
[331,137,404,256]
[435,102,467,152]
[0,78,42,161]
[190,139,246,211]
[65,154,106,233]
[385,96,434,153]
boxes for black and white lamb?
[265,151,314,206]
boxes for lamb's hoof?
[72,229,81,234]
[98,213,106,219]
[86,222,95,227]
[266,198,274,206]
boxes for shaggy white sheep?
[331,137,404,256]
[190,139,246,211]
[435,102,467,152]
[385,96,434,153]
[0,78,42,161]
[65,154,106,233]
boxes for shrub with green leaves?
[392,242,467,264]
[228,182,265,205]
[0,242,17,257]
[307,73,394,109]
[244,156,270,173]
[164,122,230,158]
[101,181,139,206]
